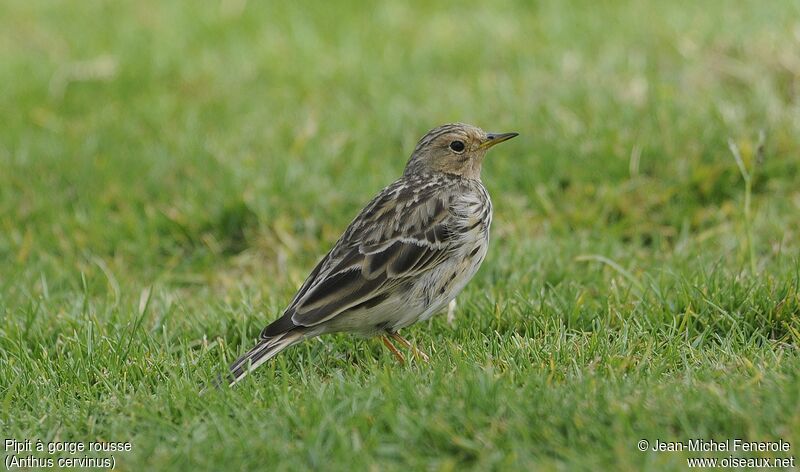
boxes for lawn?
[2,0,799,470]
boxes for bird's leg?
[446,298,457,325]
[389,332,430,362]
[381,336,406,364]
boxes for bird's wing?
[264,176,461,334]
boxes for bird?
[224,122,517,386]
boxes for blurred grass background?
[1,0,799,470]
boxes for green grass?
[2,0,800,470]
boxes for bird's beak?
[480,132,519,149]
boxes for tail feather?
[223,331,305,387]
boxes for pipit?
[225,123,517,386]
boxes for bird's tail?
[223,331,306,387]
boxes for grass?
[2,0,800,469]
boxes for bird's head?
[403,123,518,179]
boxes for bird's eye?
[449,140,465,153]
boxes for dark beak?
[481,132,519,149]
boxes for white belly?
[390,233,489,331]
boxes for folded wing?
[261,176,458,337]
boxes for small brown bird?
[225,123,517,386]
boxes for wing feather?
[282,175,460,328]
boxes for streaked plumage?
[224,123,517,386]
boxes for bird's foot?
[381,336,406,364]
[389,332,430,362]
